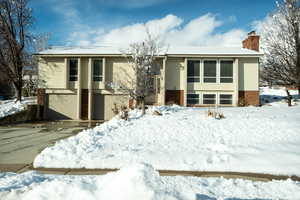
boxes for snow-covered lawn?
[1,164,300,200]
[0,98,36,119]
[34,88,300,177]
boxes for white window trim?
[187,60,201,83]
[92,58,104,82]
[219,59,234,84]
[202,92,217,105]
[68,58,79,82]
[187,91,201,105]
[203,59,218,84]
[219,93,233,105]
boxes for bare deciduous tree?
[110,32,165,115]
[0,0,33,101]
[259,0,300,105]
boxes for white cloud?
[69,13,247,47]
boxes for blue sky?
[29,0,277,47]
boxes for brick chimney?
[242,31,260,52]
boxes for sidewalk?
[1,163,300,182]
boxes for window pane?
[187,99,199,104]
[220,61,233,77]
[220,99,232,104]
[203,94,216,104]
[204,61,216,76]
[69,59,78,81]
[220,94,232,105]
[187,93,199,105]
[93,60,103,82]
[187,61,200,76]
[203,94,215,99]
[220,94,232,99]
[188,78,200,83]
[204,78,216,83]
[187,94,198,98]
[220,78,233,83]
[203,99,215,104]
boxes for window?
[203,60,217,83]
[219,94,232,105]
[187,93,199,105]
[203,94,216,104]
[220,60,233,83]
[187,60,200,83]
[69,59,78,81]
[93,60,103,82]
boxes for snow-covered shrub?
[206,108,225,120]
[120,105,129,120]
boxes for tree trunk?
[13,81,22,102]
[286,89,292,107]
[141,98,145,115]
[298,87,300,100]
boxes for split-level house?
[36,31,262,121]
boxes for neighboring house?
[36,31,262,121]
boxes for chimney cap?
[248,31,256,36]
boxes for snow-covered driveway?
[34,103,300,176]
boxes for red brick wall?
[239,91,260,106]
[165,90,184,105]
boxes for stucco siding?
[238,57,259,91]
[81,58,89,89]
[39,57,66,89]
[104,94,129,121]
[165,58,185,90]
[106,57,135,90]
[46,94,77,120]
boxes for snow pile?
[1,164,300,200]
[34,88,300,176]
[0,98,36,119]
[97,163,181,200]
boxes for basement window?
[220,60,233,83]
[187,93,199,105]
[93,60,103,82]
[69,59,78,81]
[203,60,217,83]
[187,60,200,83]
[219,94,232,105]
[203,94,216,104]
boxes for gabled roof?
[37,45,263,57]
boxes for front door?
[81,89,88,120]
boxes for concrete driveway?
[0,121,93,172]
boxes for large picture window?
[69,59,78,81]
[220,60,233,83]
[219,94,232,105]
[93,60,103,82]
[187,93,199,105]
[203,94,216,104]
[203,60,217,83]
[187,60,200,83]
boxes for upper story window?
[203,60,217,83]
[69,59,78,81]
[187,60,200,83]
[93,59,103,82]
[220,60,233,83]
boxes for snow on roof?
[38,45,262,56]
